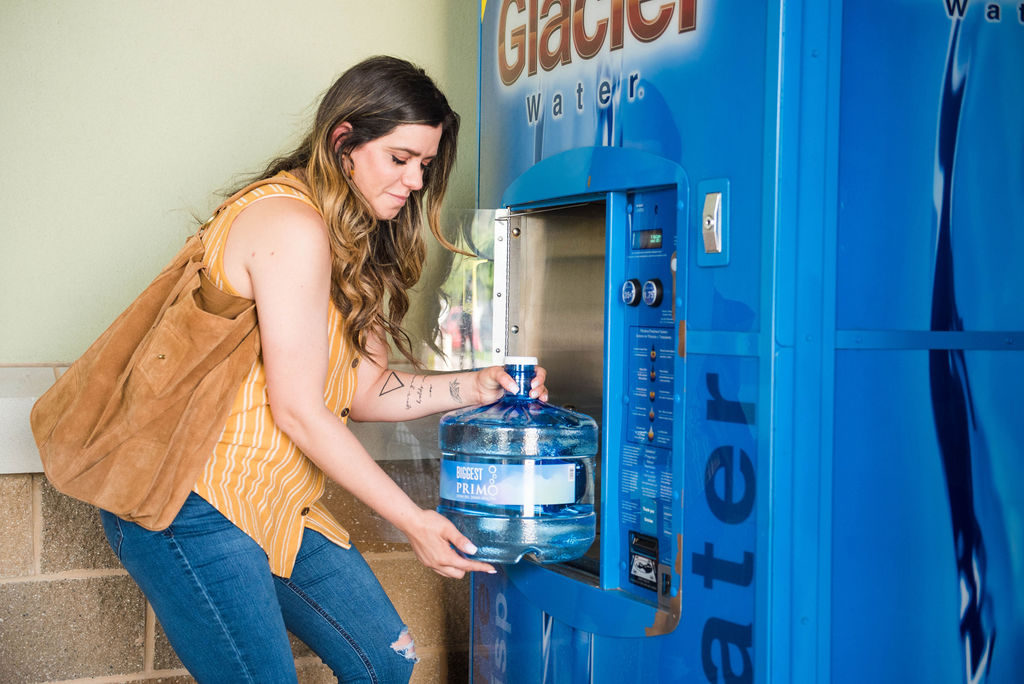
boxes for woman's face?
[346,123,443,220]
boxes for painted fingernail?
[464,542,479,555]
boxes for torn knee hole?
[390,625,418,663]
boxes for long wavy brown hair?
[245,55,461,366]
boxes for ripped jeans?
[100,493,416,683]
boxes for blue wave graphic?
[929,17,996,684]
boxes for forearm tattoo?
[449,378,462,402]
[405,375,429,410]
[376,371,441,411]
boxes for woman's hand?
[401,509,496,578]
[474,365,549,405]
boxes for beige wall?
[0,2,480,682]
[0,0,479,363]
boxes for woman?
[100,55,547,683]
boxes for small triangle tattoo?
[380,371,405,396]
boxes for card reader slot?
[630,531,658,556]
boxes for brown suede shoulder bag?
[30,175,311,530]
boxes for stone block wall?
[0,365,470,683]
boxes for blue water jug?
[438,357,598,563]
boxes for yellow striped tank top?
[194,171,354,577]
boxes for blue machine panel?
[833,349,1024,684]
[618,187,679,601]
[471,571,546,682]
[837,2,1024,333]
[472,2,1024,683]
[680,352,759,684]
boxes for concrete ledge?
[0,365,61,474]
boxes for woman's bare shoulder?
[222,195,330,297]
[232,194,325,237]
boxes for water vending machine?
[466,1,1023,683]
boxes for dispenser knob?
[621,279,642,306]
[642,279,663,307]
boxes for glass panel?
[425,209,503,372]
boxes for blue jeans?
[100,493,416,683]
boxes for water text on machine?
[692,372,756,683]
[942,0,1024,23]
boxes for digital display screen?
[632,228,664,250]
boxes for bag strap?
[199,173,313,235]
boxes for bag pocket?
[134,274,255,398]
[134,320,191,397]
